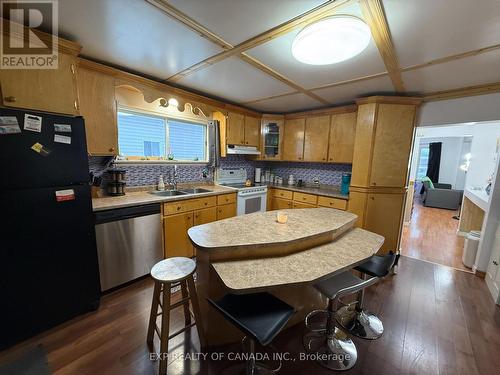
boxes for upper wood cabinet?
[351,99,419,188]
[226,112,245,145]
[369,104,417,187]
[244,116,261,147]
[328,112,356,164]
[226,112,261,147]
[0,53,79,115]
[261,118,283,160]
[282,118,305,161]
[304,115,330,162]
[76,67,118,156]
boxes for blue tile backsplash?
[88,155,351,187]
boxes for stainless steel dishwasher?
[94,203,163,291]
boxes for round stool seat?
[151,257,196,283]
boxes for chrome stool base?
[221,363,275,375]
[336,305,384,340]
[303,328,358,371]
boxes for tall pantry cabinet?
[348,96,422,254]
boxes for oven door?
[237,191,267,215]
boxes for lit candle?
[276,211,288,224]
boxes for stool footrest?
[170,296,191,310]
[168,322,196,340]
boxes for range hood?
[226,145,261,155]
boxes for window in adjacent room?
[416,144,430,180]
[116,109,207,162]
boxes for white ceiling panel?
[312,75,393,105]
[166,0,327,45]
[175,57,295,103]
[402,49,500,94]
[58,0,223,79]
[248,93,325,113]
[383,0,500,67]
[247,28,386,89]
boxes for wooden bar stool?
[147,257,206,375]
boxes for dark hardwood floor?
[1,256,499,375]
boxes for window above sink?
[115,108,208,164]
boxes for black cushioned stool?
[336,252,397,340]
[304,271,379,371]
[208,292,295,374]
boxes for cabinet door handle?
[177,206,181,210]
[372,182,377,186]
[322,158,326,161]
[4,96,16,102]
[370,197,375,200]
[204,202,208,205]
[303,197,306,200]
[109,147,115,152]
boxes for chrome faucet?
[171,164,178,191]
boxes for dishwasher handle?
[95,203,161,224]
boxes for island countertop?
[212,228,384,292]
[188,208,357,258]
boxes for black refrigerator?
[0,107,101,349]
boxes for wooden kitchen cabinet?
[293,192,318,205]
[261,118,284,160]
[328,112,356,163]
[282,118,305,161]
[76,67,118,155]
[364,192,405,253]
[292,201,316,209]
[217,203,237,220]
[271,197,293,210]
[369,104,417,187]
[217,193,236,206]
[0,53,79,115]
[163,212,194,258]
[244,116,261,147]
[226,112,245,145]
[304,115,330,162]
[194,207,217,226]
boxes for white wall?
[465,122,500,189]
[418,92,500,126]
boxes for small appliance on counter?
[288,174,295,186]
[255,167,262,183]
[106,169,126,196]
[341,173,352,195]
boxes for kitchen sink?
[150,190,188,196]
[180,188,212,194]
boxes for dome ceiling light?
[292,16,371,65]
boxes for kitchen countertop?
[212,227,384,292]
[188,207,356,251]
[92,184,236,212]
[263,183,349,200]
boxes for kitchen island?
[188,208,384,346]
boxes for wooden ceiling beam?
[423,81,500,102]
[159,0,353,82]
[146,0,332,105]
[359,0,405,92]
[401,43,500,72]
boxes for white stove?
[215,168,267,215]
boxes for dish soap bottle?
[158,175,165,191]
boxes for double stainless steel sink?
[149,187,212,197]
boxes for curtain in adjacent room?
[426,142,442,183]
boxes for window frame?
[114,106,209,165]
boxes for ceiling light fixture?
[292,16,371,65]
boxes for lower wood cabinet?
[292,201,316,209]
[348,190,405,254]
[162,193,236,258]
[163,212,195,258]
[217,203,237,220]
[271,197,293,210]
[268,188,347,212]
[194,207,217,225]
